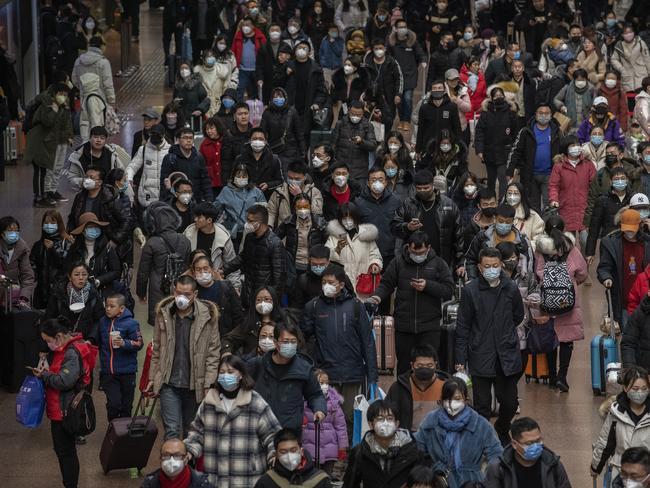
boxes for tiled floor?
[0,5,608,487]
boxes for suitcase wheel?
[593,387,602,396]
[525,376,531,384]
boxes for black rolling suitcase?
[99,395,159,474]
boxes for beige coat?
[194,55,239,117]
[150,296,221,402]
[513,205,545,252]
[611,38,650,92]
[635,90,650,137]
[576,50,606,85]
[267,182,323,228]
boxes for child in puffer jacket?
[302,370,348,476]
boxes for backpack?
[547,46,576,66]
[22,99,42,134]
[61,342,98,437]
[44,35,64,72]
[540,260,575,315]
[159,235,187,295]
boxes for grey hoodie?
[71,47,116,104]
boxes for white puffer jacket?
[195,55,239,117]
[127,139,171,207]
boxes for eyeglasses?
[161,454,185,461]
[373,415,395,422]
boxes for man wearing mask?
[321,162,362,221]
[415,81,462,156]
[455,247,524,446]
[610,447,650,488]
[331,101,377,182]
[257,23,284,104]
[577,97,626,147]
[363,38,404,134]
[485,42,524,86]
[146,275,220,440]
[232,17,267,101]
[386,344,447,432]
[142,438,210,488]
[160,128,213,203]
[171,178,195,233]
[519,0,550,61]
[510,59,537,126]
[254,429,331,488]
[392,170,464,275]
[370,231,454,374]
[426,32,464,89]
[506,103,561,212]
[131,108,160,157]
[486,417,571,488]
[597,209,650,329]
[222,103,252,180]
[127,124,170,213]
[465,204,533,280]
[566,24,584,56]
[234,128,283,199]
[289,244,331,314]
[267,161,323,228]
[310,143,335,190]
[252,323,326,431]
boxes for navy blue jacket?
[99,308,144,375]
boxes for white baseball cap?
[631,193,650,207]
[593,96,609,107]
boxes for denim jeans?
[399,89,414,122]
[160,384,198,440]
[237,69,257,101]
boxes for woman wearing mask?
[582,126,608,170]
[192,254,242,337]
[215,88,238,128]
[325,203,382,294]
[383,154,414,201]
[576,35,606,85]
[364,3,391,45]
[79,15,101,49]
[503,182,545,250]
[334,0,368,34]
[245,322,276,364]
[592,366,650,480]
[553,69,595,130]
[30,210,72,309]
[184,354,282,487]
[222,286,287,356]
[331,55,369,116]
[161,102,185,144]
[106,168,137,268]
[195,43,239,117]
[276,194,328,273]
[459,57,487,128]
[0,216,35,308]
[260,87,306,171]
[415,378,503,488]
[534,215,588,392]
[200,117,227,196]
[598,71,629,133]
[376,131,414,172]
[214,164,266,249]
[307,2,334,64]
[577,97,626,147]
[611,24,650,94]
[418,129,467,192]
[46,262,103,345]
[445,69,472,145]
[452,172,481,253]
[173,61,210,124]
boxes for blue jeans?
[237,69,257,100]
[399,89,414,122]
[159,384,198,440]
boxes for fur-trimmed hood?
[480,97,517,112]
[326,220,378,242]
[388,29,417,48]
[534,232,576,255]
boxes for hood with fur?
[327,220,378,242]
[534,232,576,255]
[388,29,417,48]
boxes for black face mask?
[605,154,618,167]
[417,190,435,201]
[570,36,582,44]
[149,133,163,145]
[413,367,435,381]
[430,90,445,100]
[482,207,496,218]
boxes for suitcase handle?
[605,289,615,339]
[128,394,157,436]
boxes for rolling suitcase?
[372,316,395,374]
[525,353,550,384]
[591,290,619,396]
[440,281,462,373]
[4,123,17,161]
[99,395,158,474]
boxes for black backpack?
[540,259,575,315]
[160,235,186,295]
[22,99,42,134]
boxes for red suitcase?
[373,316,396,374]
[99,395,158,474]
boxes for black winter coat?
[426,47,465,88]
[385,370,448,431]
[474,99,519,166]
[259,100,306,163]
[455,272,525,377]
[597,232,650,323]
[511,73,538,121]
[622,295,650,370]
[46,280,104,345]
[142,468,211,488]
[221,124,252,181]
[388,30,427,91]
[464,225,532,280]
[252,352,327,432]
[276,214,328,267]
[374,247,454,334]
[285,59,327,130]
[288,268,323,311]
[331,117,377,182]
[415,95,463,153]
[391,193,464,270]
[353,188,402,260]
[586,191,633,257]
[160,144,214,203]
[235,145,284,199]
[197,280,243,337]
[256,42,280,104]
[30,235,71,309]
[67,185,130,245]
[172,74,210,121]
[320,176,363,221]
[331,67,370,105]
[362,54,404,108]
[64,235,121,296]
[485,445,571,488]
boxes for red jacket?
[44,335,96,421]
[231,28,266,66]
[548,155,596,232]
[628,264,650,314]
[200,136,224,188]
[598,84,629,132]
[459,64,487,122]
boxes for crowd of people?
[5,0,650,487]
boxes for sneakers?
[556,379,570,393]
[34,196,56,208]
[75,436,86,445]
[50,191,68,202]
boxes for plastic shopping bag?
[351,384,385,446]
[16,376,46,428]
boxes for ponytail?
[544,214,572,256]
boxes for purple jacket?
[576,114,625,147]
[302,387,348,462]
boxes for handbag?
[16,375,46,428]
[62,345,97,436]
[105,105,121,136]
[356,268,381,295]
[526,318,559,354]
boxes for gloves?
[338,449,347,461]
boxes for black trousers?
[486,163,508,200]
[100,373,136,421]
[395,330,440,375]
[122,0,141,36]
[472,362,519,444]
[547,342,574,383]
[51,420,79,488]
[33,163,46,198]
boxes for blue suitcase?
[591,290,619,396]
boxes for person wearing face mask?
[169,178,195,232]
[197,117,227,197]
[131,107,161,158]
[251,322,327,432]
[611,25,650,94]
[582,126,608,170]
[425,1,460,48]
[255,23,283,104]
[415,378,502,488]
[194,43,239,118]
[316,22,343,88]
[142,438,211,488]
[365,3,391,48]
[553,69,595,130]
[35,316,97,488]
[612,447,650,488]
[255,428,331,487]
[232,18,267,101]
[455,247,525,445]
[127,124,171,212]
[484,41,525,86]
[309,143,335,190]
[415,80,463,156]
[325,202,382,292]
[331,55,369,111]
[288,244,340,317]
[330,101,378,182]
[343,400,422,487]
[160,102,185,144]
[635,77,650,138]
[214,88,239,129]
[450,172,481,251]
[136,201,192,326]
[370,230,453,374]
[173,62,210,123]
[334,0,368,34]
[577,97,626,148]
[0,216,35,308]
[376,131,413,171]
[71,36,116,113]
[233,128,283,200]
[486,417,571,488]
[592,367,650,482]
[598,71,630,134]
[281,18,315,53]
[501,182,545,251]
[418,129,468,191]
[184,354,282,487]
[320,160,362,219]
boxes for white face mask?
[349,115,362,124]
[180,68,191,79]
[506,193,521,206]
[440,143,452,153]
[255,301,273,315]
[258,337,276,352]
[242,25,253,35]
[371,181,385,193]
[83,178,96,190]
[178,193,192,205]
[321,383,329,395]
[174,295,192,310]
[568,146,582,158]
[244,221,260,234]
[250,140,266,152]
[623,473,650,488]
[342,218,355,230]
[296,48,308,58]
[161,457,186,477]
[374,49,385,58]
[605,78,617,89]
[464,185,477,196]
[334,175,348,187]
[444,399,466,416]
[278,452,302,471]
[297,208,311,219]
[574,80,587,89]
[234,177,249,188]
[217,43,227,52]
[288,25,299,35]
[269,31,281,42]
[312,155,325,168]
[343,65,355,75]
[322,283,338,297]
[374,420,397,437]
[196,272,213,286]
[85,20,96,31]
[388,143,400,154]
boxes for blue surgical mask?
[272,97,285,107]
[84,227,102,240]
[279,342,298,359]
[513,50,521,60]
[385,167,398,178]
[118,183,128,194]
[3,230,20,245]
[607,18,617,28]
[482,267,501,281]
[612,179,628,191]
[520,442,544,462]
[591,135,604,146]
[640,209,650,219]
[43,223,58,235]
[218,373,240,391]
[463,32,473,41]
[205,56,216,66]
[311,264,326,276]
[644,155,650,165]
[495,222,513,235]
[410,253,427,264]
[222,98,235,109]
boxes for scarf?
[565,81,593,125]
[67,280,91,306]
[159,465,191,488]
[437,407,471,470]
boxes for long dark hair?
[544,214,573,256]
[245,286,287,325]
[503,181,532,220]
[342,0,366,12]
